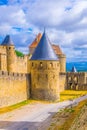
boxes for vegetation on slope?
[48,99,87,130]
[15,50,24,57]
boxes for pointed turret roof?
[71,66,77,72]
[30,30,58,60]
[1,35,14,46]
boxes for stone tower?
[58,54,66,73]
[30,31,60,101]
[1,35,16,72]
[29,34,66,73]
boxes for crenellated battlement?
[66,72,87,76]
[0,70,30,108]
[0,70,26,79]
[66,72,87,90]
[16,56,27,60]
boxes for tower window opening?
[40,62,43,67]
[46,74,48,78]
[50,63,53,67]
[32,62,34,67]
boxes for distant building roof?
[30,30,58,60]
[52,44,63,55]
[1,35,14,46]
[29,33,42,48]
[71,66,77,72]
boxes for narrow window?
[50,63,53,67]
[46,74,48,78]
[32,62,34,67]
[40,62,42,67]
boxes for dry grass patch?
[0,100,35,114]
[60,90,87,101]
[48,99,87,130]
[0,99,53,114]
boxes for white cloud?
[0,0,87,61]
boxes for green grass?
[15,50,24,57]
[0,99,52,114]
[0,100,34,114]
[60,90,87,101]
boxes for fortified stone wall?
[0,46,7,71]
[66,72,87,90]
[59,72,66,92]
[0,71,30,108]
[0,45,29,73]
[15,56,28,73]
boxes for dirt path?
[0,95,87,130]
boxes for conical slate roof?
[30,31,58,60]
[71,66,77,72]
[1,35,14,46]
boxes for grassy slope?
[49,99,87,130]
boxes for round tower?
[58,54,66,73]
[2,35,16,72]
[7,45,15,72]
[30,31,60,101]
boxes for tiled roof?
[1,35,14,46]
[52,44,63,55]
[29,33,42,48]
[29,33,63,55]
[30,30,58,60]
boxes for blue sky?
[0,0,87,62]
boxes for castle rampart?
[0,71,30,108]
[66,72,87,90]
[0,32,87,108]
